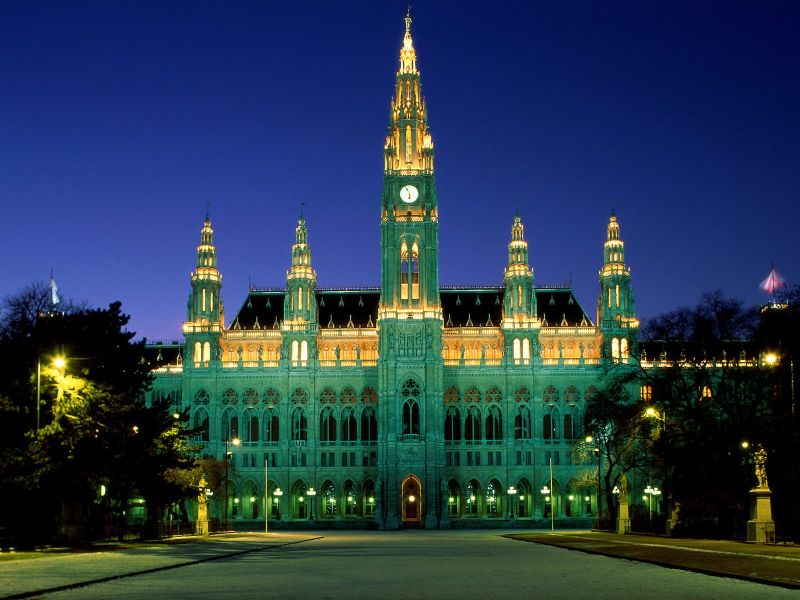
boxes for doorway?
[401,475,422,523]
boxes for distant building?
[147,14,639,529]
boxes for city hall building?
[148,15,639,529]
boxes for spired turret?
[502,213,539,365]
[283,214,318,366]
[597,210,639,363]
[184,214,224,367]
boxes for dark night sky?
[2,1,798,340]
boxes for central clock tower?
[378,11,444,530]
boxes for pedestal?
[746,487,776,543]
[616,501,631,535]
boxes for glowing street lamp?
[306,487,317,520]
[36,355,66,431]
[273,487,283,520]
[507,486,517,519]
[644,485,662,520]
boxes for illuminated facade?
[149,14,639,529]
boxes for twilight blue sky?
[2,1,798,341]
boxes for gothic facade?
[148,15,639,529]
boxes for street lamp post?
[306,487,317,521]
[540,485,550,519]
[507,486,517,519]
[224,436,240,530]
[644,485,661,521]
[273,488,283,521]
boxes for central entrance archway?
[401,475,422,524]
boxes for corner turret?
[597,210,638,362]
[184,214,224,367]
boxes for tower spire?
[384,11,434,173]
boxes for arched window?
[411,241,420,300]
[620,338,629,361]
[400,241,409,301]
[300,340,308,364]
[611,337,620,361]
[464,481,478,516]
[341,407,357,442]
[193,341,201,363]
[202,341,211,363]
[464,406,481,442]
[514,405,531,440]
[543,413,556,440]
[444,406,461,442]
[324,483,337,517]
[485,406,502,441]
[522,339,530,362]
[563,413,573,440]
[244,388,259,406]
[344,481,360,517]
[244,411,259,443]
[222,408,239,441]
[291,407,307,441]
[193,408,209,441]
[291,340,299,363]
[640,385,653,402]
[513,339,521,364]
[320,387,336,404]
[360,406,377,442]
[486,482,498,515]
[320,407,337,442]
[264,409,279,443]
[291,387,309,404]
[401,379,421,435]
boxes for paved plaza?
[1,531,798,599]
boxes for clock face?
[399,184,419,204]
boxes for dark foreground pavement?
[507,531,800,590]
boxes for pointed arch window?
[522,339,530,363]
[320,407,337,443]
[400,242,409,301]
[514,405,531,440]
[291,340,299,364]
[264,408,279,443]
[360,406,377,443]
[300,340,308,365]
[193,342,201,363]
[444,406,461,443]
[193,408,209,441]
[513,339,521,364]
[563,413,574,440]
[222,408,239,441]
[291,407,308,441]
[620,338,629,362]
[202,341,211,364]
[485,406,502,442]
[464,406,481,442]
[411,241,420,301]
[341,407,357,442]
[543,411,557,440]
[401,379,421,435]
